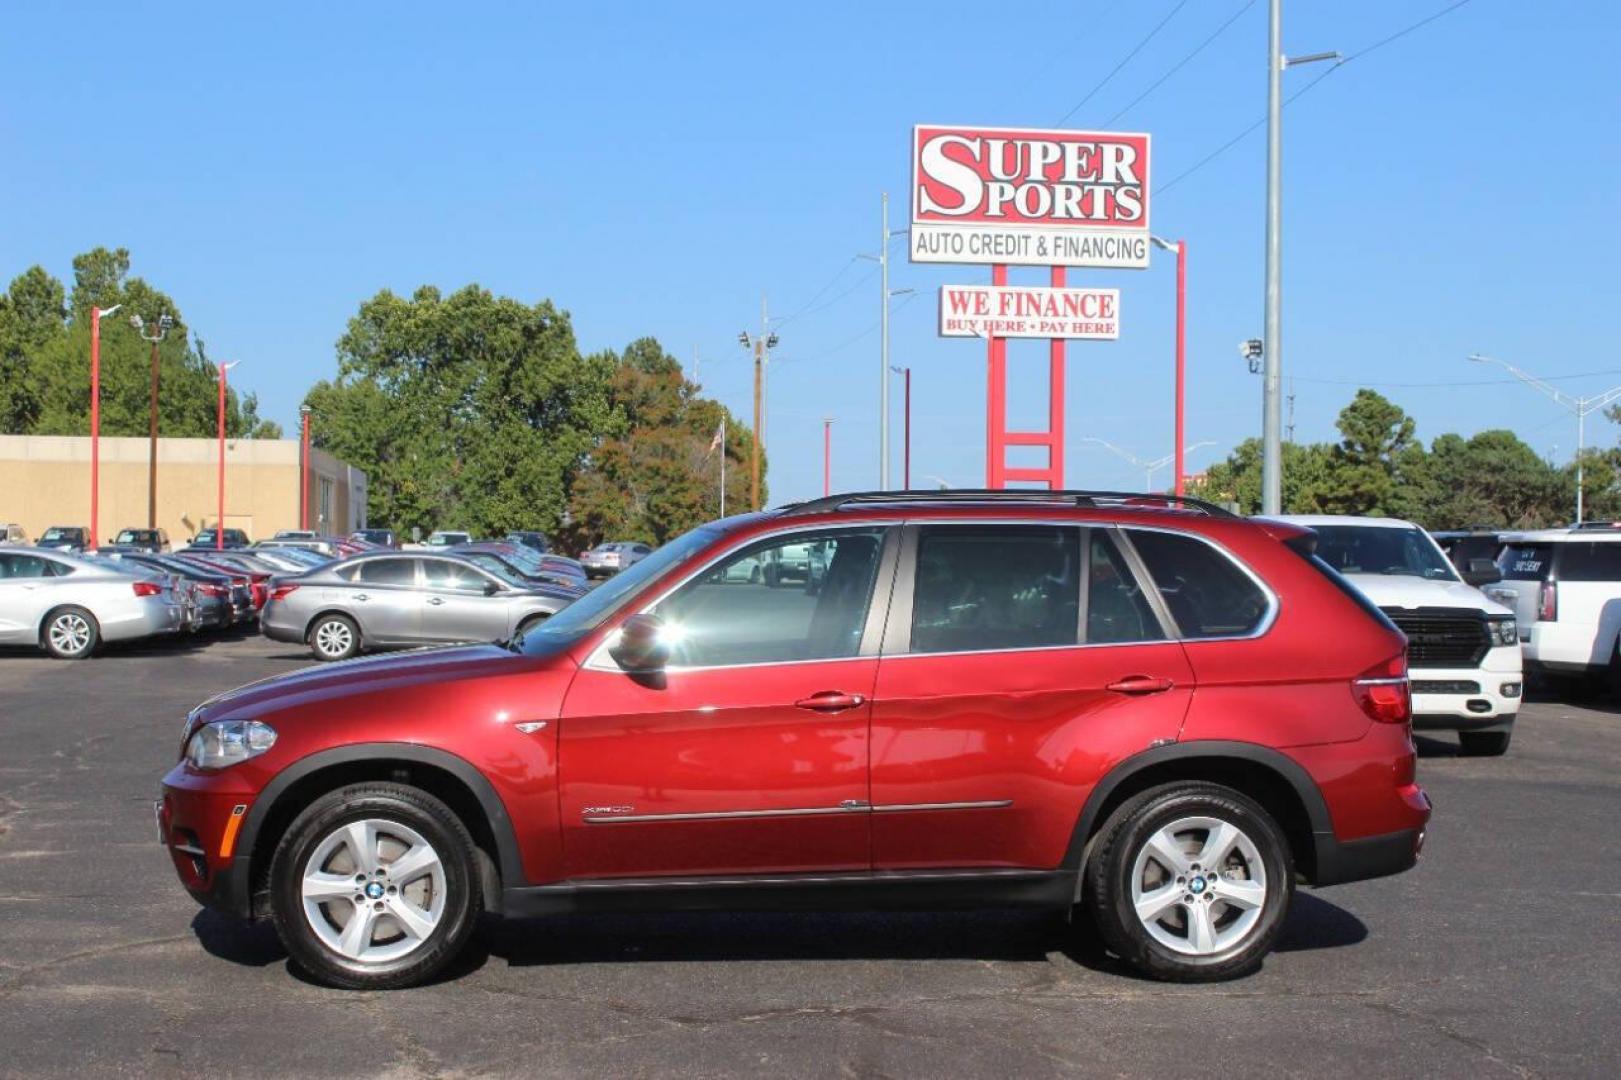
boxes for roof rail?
[779,489,1239,519]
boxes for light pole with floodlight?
[88,303,122,546]
[215,361,240,549]
[128,312,175,528]
[1150,235,1188,496]
[1082,437,1217,493]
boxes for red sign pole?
[1173,240,1188,497]
[986,265,1008,487]
[1048,266,1066,490]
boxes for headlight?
[1488,617,1517,646]
[185,720,277,770]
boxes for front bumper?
[1409,645,1521,730]
[159,764,260,918]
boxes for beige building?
[0,434,366,545]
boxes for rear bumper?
[99,599,183,642]
[1312,823,1427,887]
[259,605,305,644]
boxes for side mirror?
[484,580,503,596]
[609,613,670,673]
[1463,558,1501,587]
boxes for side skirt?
[500,868,1077,919]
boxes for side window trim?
[1107,527,1182,640]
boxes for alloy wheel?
[1129,815,1268,956]
[49,613,92,656]
[314,620,354,659]
[300,819,447,964]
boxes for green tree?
[0,266,67,431]
[1425,430,1564,528]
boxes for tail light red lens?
[1353,654,1411,725]
[131,580,163,597]
[1537,581,1558,622]
[200,584,226,597]
[270,583,300,601]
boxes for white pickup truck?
[1273,515,1522,756]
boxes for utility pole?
[739,301,778,512]
[890,365,911,489]
[691,345,700,389]
[880,193,891,490]
[823,417,833,497]
[1286,377,1296,444]
[129,313,174,528]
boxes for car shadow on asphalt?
[193,885,1369,986]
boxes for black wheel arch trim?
[239,742,527,895]
[1061,739,1335,882]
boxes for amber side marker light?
[219,804,248,858]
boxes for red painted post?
[987,264,1008,487]
[1049,266,1066,490]
[89,307,102,545]
[1173,240,1187,497]
[902,368,911,489]
[300,407,311,530]
[216,365,227,550]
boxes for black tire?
[1083,782,1293,982]
[308,613,360,661]
[41,605,99,660]
[1458,730,1511,756]
[268,783,481,991]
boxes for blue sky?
[3,1,1618,504]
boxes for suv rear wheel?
[269,783,480,990]
[1084,782,1293,981]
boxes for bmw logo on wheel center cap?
[1189,876,1207,894]
[365,882,385,899]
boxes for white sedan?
[0,548,184,659]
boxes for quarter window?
[910,525,1080,654]
[1551,542,1621,582]
[655,529,885,667]
[424,560,492,594]
[1126,530,1269,639]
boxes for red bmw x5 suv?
[159,491,1430,989]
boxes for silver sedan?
[0,547,184,658]
[260,551,576,661]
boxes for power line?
[782,293,921,366]
[1154,0,1476,197]
[1292,369,1621,389]
[1056,0,1192,125]
[1103,0,1259,127]
[775,256,861,327]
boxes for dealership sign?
[911,125,1151,269]
[939,284,1119,340]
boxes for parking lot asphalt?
[1,633,1617,1079]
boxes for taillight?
[200,584,226,597]
[1537,581,1558,622]
[1353,654,1411,725]
[131,581,163,598]
[270,583,300,601]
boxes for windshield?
[41,528,73,541]
[464,552,529,587]
[115,531,141,543]
[519,526,720,653]
[1312,525,1458,581]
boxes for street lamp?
[299,404,313,531]
[823,417,834,497]
[129,312,175,529]
[1150,235,1189,496]
[889,364,911,489]
[739,312,779,511]
[1083,437,1216,493]
[1467,354,1621,524]
[215,361,240,550]
[88,303,122,546]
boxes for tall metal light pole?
[299,404,313,531]
[1261,0,1339,514]
[880,193,890,490]
[129,313,174,528]
[823,417,834,497]
[1467,355,1621,524]
[215,361,239,549]
[890,365,911,489]
[88,303,122,546]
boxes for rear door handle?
[353,593,369,602]
[427,597,445,606]
[1105,675,1176,695]
[794,691,867,713]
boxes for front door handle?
[1105,675,1176,695]
[427,597,445,606]
[794,691,867,713]
[353,593,369,602]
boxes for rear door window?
[1552,542,1621,582]
[1086,531,1165,644]
[1126,529,1269,639]
[358,558,419,587]
[909,525,1080,654]
[1498,543,1552,581]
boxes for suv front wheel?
[269,783,481,990]
[1084,782,1293,981]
